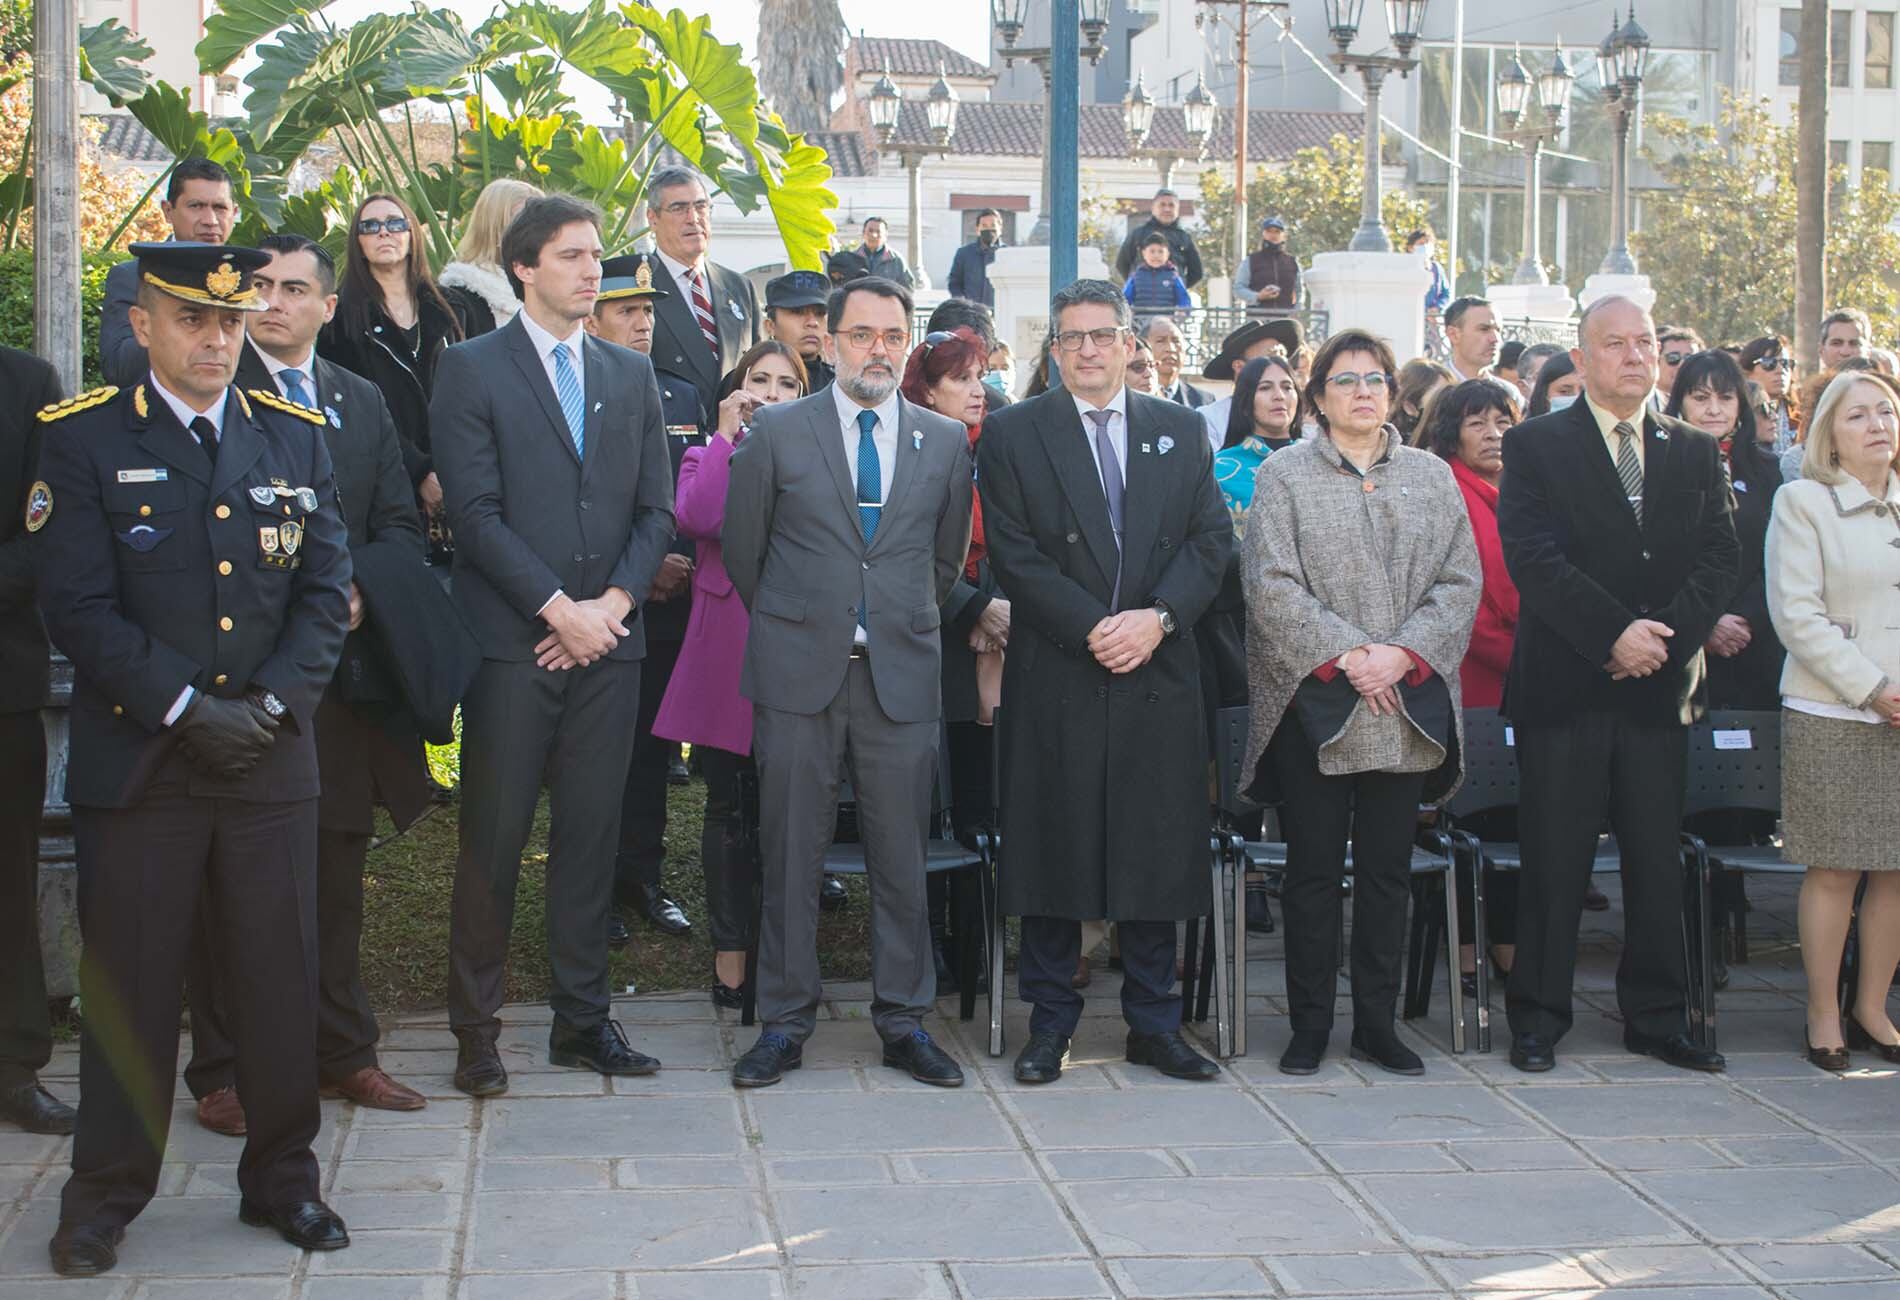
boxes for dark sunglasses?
[1661,350,1692,366]
[1752,356,1793,372]
[919,331,956,352]
[356,216,410,236]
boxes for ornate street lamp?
[1597,5,1649,276]
[1122,71,1210,189]
[868,67,959,292]
[1122,73,1156,148]
[990,0,1107,68]
[1495,44,1574,286]
[988,0,1109,261]
[1320,0,1431,253]
[1182,72,1216,140]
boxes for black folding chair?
[1203,706,1464,1058]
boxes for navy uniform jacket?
[652,364,705,643]
[31,381,352,808]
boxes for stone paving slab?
[5,876,1900,1296]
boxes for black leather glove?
[174,693,279,781]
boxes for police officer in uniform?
[31,243,352,1276]
[589,254,703,941]
[762,269,834,392]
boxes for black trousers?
[697,746,759,953]
[61,758,322,1229]
[1019,916,1179,1038]
[1269,714,1427,1034]
[449,656,640,1040]
[0,711,49,1088]
[614,636,683,905]
[1507,712,1690,1044]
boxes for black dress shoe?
[453,1032,508,1098]
[1013,1031,1070,1084]
[733,1032,802,1087]
[640,886,692,936]
[1349,1028,1425,1076]
[1624,1029,1725,1073]
[667,754,691,786]
[606,910,632,950]
[49,1223,122,1276]
[882,1029,965,1087]
[0,1080,76,1134]
[549,1019,661,1076]
[1125,1030,1219,1080]
[1245,889,1275,934]
[819,875,850,910]
[239,1198,350,1251]
[1278,1029,1328,1076]
[1509,1033,1555,1073]
[1845,1015,1900,1063]
[1582,884,1610,911]
[711,979,745,1011]
[1806,1032,1851,1073]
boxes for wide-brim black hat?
[1202,317,1305,381]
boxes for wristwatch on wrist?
[249,688,287,721]
[1152,601,1177,638]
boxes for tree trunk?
[1794,0,1827,375]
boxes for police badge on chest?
[258,518,304,570]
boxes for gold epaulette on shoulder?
[247,388,325,425]
[36,386,119,424]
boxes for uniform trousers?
[613,635,683,905]
[0,712,49,1089]
[448,655,640,1041]
[61,756,321,1228]
[1019,917,1179,1038]
[1507,712,1691,1044]
[753,657,935,1044]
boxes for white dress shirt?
[518,308,587,412]
[834,382,901,645]
[148,373,229,726]
[656,248,707,307]
[1072,386,1130,490]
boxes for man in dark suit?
[1141,316,1212,408]
[590,253,701,945]
[432,195,676,1097]
[1498,295,1738,1077]
[34,242,353,1274]
[722,276,973,1089]
[99,158,238,388]
[978,280,1230,1086]
[185,234,433,1114]
[0,344,72,1138]
[645,167,761,414]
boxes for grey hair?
[1050,278,1131,329]
[1139,314,1181,341]
[1577,294,1654,348]
[646,166,709,209]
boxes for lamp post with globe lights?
[1122,72,1215,190]
[1495,45,1575,286]
[866,66,960,293]
[1320,0,1430,254]
[1595,6,1650,277]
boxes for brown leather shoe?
[320,1066,427,1112]
[195,1086,246,1137]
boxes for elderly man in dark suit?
[645,167,761,414]
[0,344,71,1138]
[722,276,973,1089]
[978,279,1231,1086]
[1498,295,1738,1077]
[99,158,238,388]
[432,195,676,1097]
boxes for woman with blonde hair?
[1767,370,1900,1070]
[439,177,540,338]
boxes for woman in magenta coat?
[654,341,808,1006]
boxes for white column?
[1303,251,1432,360]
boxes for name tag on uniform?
[1713,729,1754,750]
[116,468,168,483]
[667,425,699,439]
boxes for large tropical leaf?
[374,10,483,100]
[485,54,573,118]
[740,130,837,271]
[198,0,335,76]
[79,19,155,107]
[509,0,649,79]
[242,26,339,147]
[620,5,759,150]
[125,81,208,159]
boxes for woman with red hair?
[900,327,1006,989]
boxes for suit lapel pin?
[912,430,923,450]
[324,405,341,429]
[1654,428,1667,440]
[593,400,603,413]
[1140,443,1151,454]
[1157,436,1175,455]
[728,300,745,320]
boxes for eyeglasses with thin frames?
[1053,327,1126,352]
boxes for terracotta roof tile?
[852,37,991,80]
[874,102,1358,167]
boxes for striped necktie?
[1614,420,1643,524]
[687,267,721,360]
[553,342,585,459]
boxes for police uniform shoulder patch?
[23,480,51,532]
[247,388,325,425]
[234,388,252,420]
[36,386,119,424]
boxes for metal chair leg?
[1232,841,1249,1058]
[984,835,1005,1058]
[1209,837,1232,1058]
[1443,859,1464,1055]
[1465,833,1491,1054]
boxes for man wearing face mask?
[946,210,1003,308]
[1232,217,1299,319]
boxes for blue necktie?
[281,367,313,409]
[855,408,881,544]
[553,341,585,459]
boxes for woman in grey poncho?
[1241,328,1481,1078]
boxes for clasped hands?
[1339,643,1414,716]
[968,598,1012,655]
[536,589,634,671]
[1605,618,1674,680]
[1087,608,1164,674]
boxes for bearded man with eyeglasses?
[722,275,975,1090]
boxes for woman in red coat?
[1425,379,1522,992]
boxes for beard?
[841,361,897,404]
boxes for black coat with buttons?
[31,382,351,808]
[976,387,1231,921]
[1498,400,1738,727]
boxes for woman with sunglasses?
[1241,329,1480,1077]
[1126,337,1160,396]
[320,194,463,562]
[652,341,808,1007]
[1738,335,1798,453]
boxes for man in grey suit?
[723,277,974,1088]
[100,159,239,388]
[431,195,676,1096]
